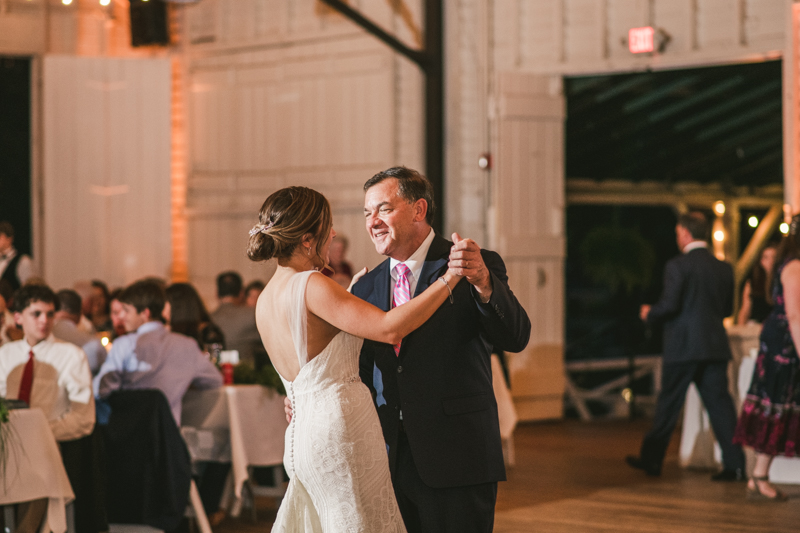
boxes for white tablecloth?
[0,408,75,533]
[181,385,288,499]
[491,354,517,440]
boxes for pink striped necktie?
[392,263,411,356]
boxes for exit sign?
[629,26,655,53]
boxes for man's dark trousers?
[640,360,745,470]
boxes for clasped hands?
[448,233,493,303]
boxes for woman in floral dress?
[734,215,800,501]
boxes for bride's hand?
[347,267,369,293]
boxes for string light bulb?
[748,216,759,228]
[713,201,726,216]
[100,0,111,5]
[781,222,790,235]
[713,230,725,242]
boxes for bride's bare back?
[256,269,341,382]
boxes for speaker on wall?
[130,0,170,47]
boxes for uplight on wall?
[100,0,110,4]
[62,0,72,5]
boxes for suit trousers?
[394,426,497,533]
[640,360,745,471]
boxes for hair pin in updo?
[249,220,275,237]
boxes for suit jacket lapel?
[373,259,392,311]
[414,234,451,297]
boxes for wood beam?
[785,1,800,213]
[318,0,444,233]
[566,179,783,207]
[318,0,424,67]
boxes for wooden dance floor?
[219,419,800,532]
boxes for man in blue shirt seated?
[53,289,107,375]
[94,279,230,523]
[93,279,222,425]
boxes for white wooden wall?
[490,73,566,420]
[42,56,172,290]
[181,0,423,303]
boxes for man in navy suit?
[352,167,531,533]
[626,211,745,481]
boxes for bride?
[247,186,461,532]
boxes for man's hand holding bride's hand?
[284,396,293,423]
[448,233,493,303]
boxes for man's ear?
[13,312,22,327]
[413,199,428,222]
[142,308,151,322]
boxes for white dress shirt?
[683,241,709,253]
[0,247,35,285]
[0,335,95,441]
[389,228,436,301]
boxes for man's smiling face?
[364,178,421,261]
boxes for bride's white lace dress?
[271,270,407,533]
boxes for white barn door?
[43,56,171,291]
[492,72,565,421]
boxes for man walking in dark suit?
[352,167,531,533]
[627,211,745,481]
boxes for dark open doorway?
[563,60,783,417]
[0,56,32,255]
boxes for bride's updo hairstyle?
[247,186,333,264]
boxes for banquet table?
[180,385,288,510]
[0,408,75,533]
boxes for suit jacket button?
[397,366,403,374]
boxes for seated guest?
[0,284,95,533]
[89,280,113,332]
[73,280,98,334]
[164,282,225,351]
[0,279,20,346]
[0,221,36,290]
[323,233,354,288]
[94,279,222,425]
[210,271,262,365]
[244,279,265,308]
[737,244,777,324]
[108,288,127,338]
[53,289,107,374]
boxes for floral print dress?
[734,259,800,456]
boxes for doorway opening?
[0,56,32,255]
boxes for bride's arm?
[306,270,462,344]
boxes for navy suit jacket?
[352,234,531,488]
[647,246,734,364]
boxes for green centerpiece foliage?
[579,226,656,295]
[232,362,286,396]
[0,398,10,482]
